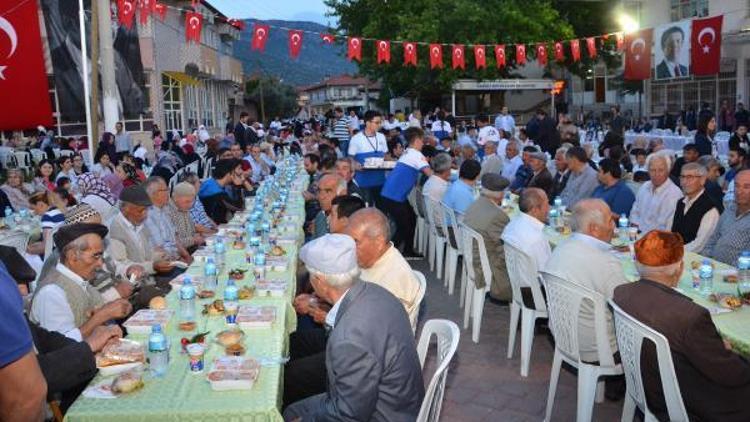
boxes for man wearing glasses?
[31,223,132,341]
[347,110,388,208]
[669,162,720,253]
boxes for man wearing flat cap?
[463,173,512,303]
[524,150,554,197]
[31,223,132,341]
[284,234,424,422]
[108,185,176,286]
[613,230,750,422]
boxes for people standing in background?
[494,106,515,137]
[332,107,351,156]
[348,110,360,132]
[114,122,131,161]
[431,111,452,141]
[694,112,716,157]
[348,111,388,208]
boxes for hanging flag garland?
[117,0,136,29]
[136,3,725,79]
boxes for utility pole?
[90,0,100,148]
[259,77,266,124]
[98,0,119,136]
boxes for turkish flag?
[185,11,202,43]
[494,44,506,68]
[692,15,722,76]
[0,0,53,130]
[139,0,155,25]
[516,44,526,65]
[227,19,246,31]
[474,45,486,69]
[321,33,335,44]
[347,37,362,61]
[452,44,465,69]
[429,44,443,69]
[403,42,417,66]
[554,41,564,62]
[376,40,390,64]
[586,37,597,58]
[536,43,547,66]
[624,28,653,81]
[615,32,624,51]
[154,2,167,21]
[118,0,136,29]
[288,30,303,59]
[251,24,270,51]
[570,39,581,62]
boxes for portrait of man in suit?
[655,25,690,79]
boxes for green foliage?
[244,77,299,121]
[325,0,628,101]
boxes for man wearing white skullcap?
[284,234,424,421]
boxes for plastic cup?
[186,343,205,373]
[225,301,239,325]
[628,227,638,242]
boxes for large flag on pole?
[624,29,653,81]
[0,0,53,130]
[691,16,722,76]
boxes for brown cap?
[634,230,684,267]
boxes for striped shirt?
[41,207,65,230]
[333,117,350,143]
[190,197,216,229]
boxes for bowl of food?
[228,269,247,280]
[225,343,246,356]
[198,290,215,299]
[203,300,225,316]
[215,329,245,347]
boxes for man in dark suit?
[533,109,560,154]
[233,112,250,150]
[656,26,688,79]
[284,234,424,421]
[525,151,554,198]
[613,230,750,422]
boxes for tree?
[325,0,578,105]
[244,77,298,123]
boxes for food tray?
[123,309,174,334]
[237,305,276,329]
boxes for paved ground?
[413,258,625,422]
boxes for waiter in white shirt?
[476,114,500,160]
[494,106,516,137]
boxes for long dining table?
[500,195,750,357]
[65,164,308,421]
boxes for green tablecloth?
[66,203,305,421]
[500,196,750,356]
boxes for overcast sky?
[210,0,333,25]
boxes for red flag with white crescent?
[227,19,245,31]
[347,37,362,61]
[251,24,270,51]
[515,44,526,65]
[403,42,417,66]
[586,37,597,58]
[117,0,136,29]
[0,0,53,130]
[185,11,202,43]
[139,0,155,25]
[288,30,303,59]
[536,43,547,66]
[615,32,624,51]
[474,45,486,69]
[376,40,391,64]
[451,44,465,69]
[570,39,581,62]
[691,15,722,76]
[429,44,443,69]
[494,44,506,68]
[321,33,335,44]
[624,29,653,81]
[554,41,564,62]
[154,2,167,21]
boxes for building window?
[201,83,214,128]
[670,0,709,21]
[162,74,182,132]
[185,85,199,129]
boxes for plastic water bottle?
[224,279,239,302]
[204,257,217,290]
[699,259,714,296]
[738,251,750,292]
[548,208,558,228]
[553,196,562,209]
[4,206,15,229]
[148,324,169,377]
[618,214,629,242]
[179,276,196,321]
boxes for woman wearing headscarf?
[102,162,138,198]
[1,169,33,211]
[197,125,210,143]
[78,173,118,223]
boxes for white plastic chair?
[609,301,689,422]
[14,151,32,173]
[439,202,463,296]
[30,149,46,165]
[0,230,30,256]
[459,222,490,343]
[424,198,446,279]
[412,270,427,332]
[540,272,623,422]
[410,188,427,255]
[504,243,548,377]
[416,319,460,422]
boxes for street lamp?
[618,13,639,34]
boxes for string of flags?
[115,1,724,82]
